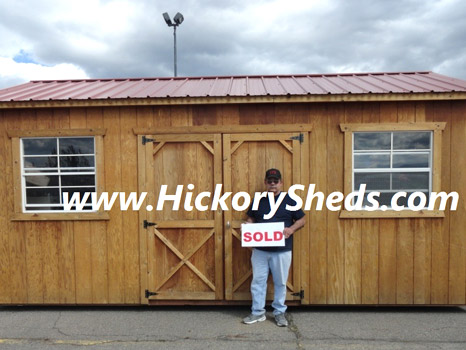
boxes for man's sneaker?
[274,313,288,327]
[243,313,266,324]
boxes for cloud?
[0,57,88,88]
[0,0,465,90]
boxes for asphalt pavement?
[0,305,465,349]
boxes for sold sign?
[241,222,285,247]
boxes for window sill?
[339,210,445,219]
[11,212,110,221]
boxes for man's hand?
[284,217,306,238]
[283,227,294,238]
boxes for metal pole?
[173,26,177,77]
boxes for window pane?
[26,188,60,204]
[393,132,430,150]
[391,192,430,208]
[393,153,429,168]
[354,154,390,169]
[363,192,394,207]
[392,172,429,190]
[23,138,57,155]
[59,138,94,154]
[354,133,391,150]
[25,206,63,211]
[354,172,390,190]
[61,175,95,186]
[363,191,430,208]
[60,156,95,168]
[24,156,58,168]
[25,175,59,187]
[61,187,96,204]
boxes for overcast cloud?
[0,0,465,89]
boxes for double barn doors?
[138,129,307,302]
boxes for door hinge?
[143,220,156,229]
[145,289,158,298]
[292,290,304,299]
[142,135,155,145]
[289,133,304,144]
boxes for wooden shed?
[0,71,465,306]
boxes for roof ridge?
[28,71,434,84]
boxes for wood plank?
[103,107,125,303]
[309,104,328,304]
[170,106,192,127]
[291,135,302,300]
[52,109,76,304]
[293,104,311,304]
[396,102,415,304]
[361,102,380,304]
[220,105,240,125]
[344,103,362,304]
[86,108,109,304]
[326,103,345,304]
[223,134,233,300]
[230,133,296,142]
[69,108,93,303]
[378,102,398,304]
[11,212,110,221]
[120,107,140,304]
[192,105,219,126]
[0,112,11,303]
[153,134,215,142]
[7,128,106,138]
[413,102,432,304]
[340,210,444,218]
[59,222,76,303]
[431,101,451,304]
[133,124,313,135]
[42,223,60,303]
[137,106,154,304]
[36,110,60,304]
[340,122,445,132]
[448,101,466,304]
[17,109,43,304]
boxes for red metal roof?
[1,72,465,102]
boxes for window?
[353,131,431,208]
[8,128,108,221]
[340,122,446,218]
[22,137,96,212]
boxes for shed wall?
[0,101,465,305]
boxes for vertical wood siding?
[0,101,464,305]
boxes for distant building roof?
[1,72,465,104]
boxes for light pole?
[163,12,184,77]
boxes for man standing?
[242,169,305,327]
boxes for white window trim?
[21,136,97,213]
[7,128,109,221]
[352,131,432,207]
[339,122,446,219]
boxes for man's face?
[265,177,283,196]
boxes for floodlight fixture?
[162,12,184,77]
[173,12,184,25]
[163,13,173,26]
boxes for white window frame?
[21,136,97,213]
[339,122,446,219]
[8,128,109,221]
[352,131,433,207]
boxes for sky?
[0,0,465,89]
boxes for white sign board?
[241,222,285,247]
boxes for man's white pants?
[250,248,292,315]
